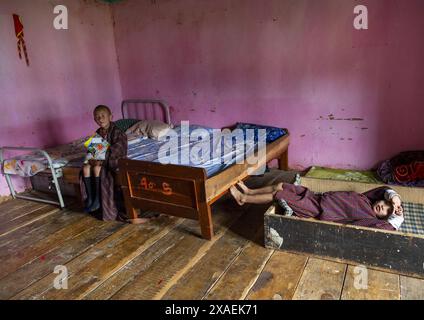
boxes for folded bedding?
[377,151,424,187]
[2,123,287,178]
[235,122,286,143]
[306,166,381,184]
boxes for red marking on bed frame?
[139,177,173,195]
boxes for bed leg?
[127,205,138,220]
[278,150,289,171]
[121,187,138,220]
[198,203,213,240]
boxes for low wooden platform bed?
[265,177,424,278]
[60,99,290,240]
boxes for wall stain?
[344,118,364,121]
[317,115,364,122]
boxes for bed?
[264,177,424,278]
[1,99,290,240]
[115,100,290,240]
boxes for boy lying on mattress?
[230,182,404,231]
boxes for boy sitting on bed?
[81,105,128,221]
[230,182,404,231]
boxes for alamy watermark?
[156,121,268,175]
[353,5,368,30]
[53,5,68,30]
[353,265,368,290]
[53,4,368,31]
[53,265,68,290]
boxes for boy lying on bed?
[81,105,128,221]
[230,182,404,231]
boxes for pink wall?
[1,0,423,196]
[112,0,424,170]
[0,0,122,195]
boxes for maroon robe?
[274,184,394,230]
[80,122,128,221]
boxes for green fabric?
[114,119,139,132]
[305,166,381,184]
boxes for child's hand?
[391,195,403,215]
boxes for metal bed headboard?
[121,99,172,125]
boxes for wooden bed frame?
[119,133,289,240]
[61,99,290,240]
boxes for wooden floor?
[1,172,424,300]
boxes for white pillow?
[126,120,173,140]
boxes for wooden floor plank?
[84,223,192,300]
[0,199,32,214]
[8,202,49,220]
[106,205,244,300]
[0,202,48,229]
[0,213,102,279]
[0,196,13,205]
[246,251,308,300]
[0,208,85,249]
[400,276,424,300]
[341,265,400,300]
[159,232,246,300]
[0,205,60,237]
[12,215,181,300]
[0,221,124,299]
[1,171,417,301]
[204,231,273,300]
[293,258,347,300]
[159,203,266,300]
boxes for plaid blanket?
[399,202,424,236]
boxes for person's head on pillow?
[372,200,395,219]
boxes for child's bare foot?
[273,182,284,192]
[230,186,246,206]
[237,181,251,194]
[127,217,152,224]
